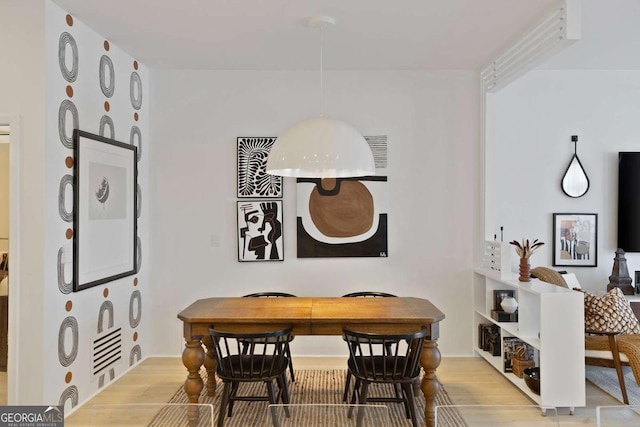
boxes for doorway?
[0,124,9,404]
[0,115,20,405]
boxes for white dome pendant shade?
[266,117,375,178]
[266,15,375,179]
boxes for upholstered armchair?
[532,266,640,404]
[579,287,640,404]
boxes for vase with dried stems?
[509,238,544,282]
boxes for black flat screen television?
[618,152,640,252]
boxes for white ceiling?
[49,0,640,71]
[50,0,560,70]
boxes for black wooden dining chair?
[242,292,297,382]
[342,291,398,298]
[243,292,297,298]
[341,291,398,402]
[209,326,293,427]
[342,327,428,427]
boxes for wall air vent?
[92,327,122,378]
[481,0,581,93]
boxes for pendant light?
[266,15,375,178]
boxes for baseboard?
[64,355,150,418]
[291,356,347,369]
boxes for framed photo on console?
[552,213,597,267]
[73,130,138,291]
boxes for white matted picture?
[552,213,597,267]
[73,130,138,291]
[237,200,284,262]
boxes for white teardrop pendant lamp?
[266,15,375,178]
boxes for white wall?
[487,70,640,290]
[149,69,480,357]
[0,0,46,404]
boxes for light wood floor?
[0,372,6,405]
[58,356,630,426]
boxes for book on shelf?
[479,323,501,356]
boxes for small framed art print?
[552,213,597,267]
[237,137,282,198]
[237,200,284,261]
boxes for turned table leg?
[420,339,442,427]
[182,338,205,427]
[201,334,217,396]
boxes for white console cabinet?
[473,268,585,410]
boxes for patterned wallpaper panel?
[45,1,148,411]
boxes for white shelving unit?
[473,268,585,410]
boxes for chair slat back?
[342,292,397,298]
[343,328,427,382]
[209,327,292,381]
[243,292,296,298]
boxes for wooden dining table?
[178,296,445,427]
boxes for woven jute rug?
[150,369,466,426]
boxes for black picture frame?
[237,200,284,262]
[237,137,282,198]
[552,213,598,267]
[73,130,138,291]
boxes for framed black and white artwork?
[237,200,284,262]
[237,137,282,198]
[73,130,138,291]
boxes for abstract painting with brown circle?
[297,136,388,258]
